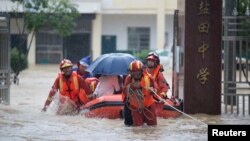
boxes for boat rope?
[126,87,155,120]
[147,87,207,126]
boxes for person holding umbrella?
[73,55,93,79]
[73,56,100,100]
[86,53,137,98]
[122,60,158,126]
[42,59,90,114]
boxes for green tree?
[238,0,250,15]
[11,0,79,84]
[133,49,150,64]
[10,48,27,85]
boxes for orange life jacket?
[129,74,155,109]
[59,71,87,104]
[84,77,99,100]
[147,65,168,97]
[85,77,99,93]
[151,65,161,81]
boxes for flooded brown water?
[0,65,249,141]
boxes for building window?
[36,33,63,64]
[128,27,150,51]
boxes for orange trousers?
[132,103,157,126]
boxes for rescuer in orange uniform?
[42,59,90,114]
[145,52,170,99]
[122,60,158,126]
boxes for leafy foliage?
[237,0,250,58]
[238,0,250,15]
[11,47,28,76]
[10,0,79,84]
[133,49,150,64]
[12,0,79,36]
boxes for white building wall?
[165,15,174,49]
[101,0,177,14]
[102,14,156,51]
[2,0,177,65]
[10,18,25,34]
[92,14,102,60]
[102,14,174,51]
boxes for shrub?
[133,49,150,64]
[11,47,28,83]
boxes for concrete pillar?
[92,14,102,60]
[27,31,36,67]
[156,0,165,50]
[182,0,222,114]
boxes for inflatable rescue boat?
[81,94,183,119]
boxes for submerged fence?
[221,94,250,115]
[221,16,250,115]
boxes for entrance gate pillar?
[178,0,222,114]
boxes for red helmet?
[146,52,160,64]
[60,59,73,69]
[129,60,144,72]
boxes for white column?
[27,31,36,67]
[92,13,102,60]
[156,0,165,50]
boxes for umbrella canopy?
[87,53,137,75]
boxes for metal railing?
[221,16,250,115]
[0,13,10,105]
[221,94,250,115]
